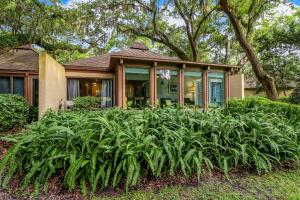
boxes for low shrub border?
[0,94,30,132]
[0,98,299,197]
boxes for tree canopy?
[0,0,299,99]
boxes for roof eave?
[110,55,239,69]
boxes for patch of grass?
[95,168,300,200]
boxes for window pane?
[32,79,39,106]
[13,77,24,96]
[67,79,80,100]
[184,71,202,107]
[208,72,225,106]
[101,80,113,108]
[157,69,178,107]
[125,67,150,108]
[0,77,10,94]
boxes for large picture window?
[0,76,24,96]
[67,78,113,108]
[125,67,150,108]
[184,71,202,107]
[156,69,178,106]
[208,72,225,106]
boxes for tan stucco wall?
[229,74,244,99]
[39,53,66,118]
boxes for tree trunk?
[219,0,278,100]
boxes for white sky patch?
[167,17,185,27]
[271,3,297,16]
[64,0,90,8]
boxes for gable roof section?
[0,46,39,72]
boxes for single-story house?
[244,77,296,98]
[0,43,244,117]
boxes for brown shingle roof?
[63,53,111,71]
[0,47,39,72]
[63,44,180,70]
[63,42,239,70]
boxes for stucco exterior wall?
[39,53,66,118]
[229,74,244,99]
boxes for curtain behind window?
[0,77,10,94]
[101,80,113,108]
[67,79,80,100]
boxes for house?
[0,43,244,117]
[244,77,296,98]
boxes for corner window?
[208,72,225,106]
[184,71,202,107]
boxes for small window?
[13,77,25,96]
[0,77,10,94]
[0,77,25,96]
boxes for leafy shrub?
[72,96,101,111]
[0,104,299,196]
[227,97,300,123]
[289,82,300,104]
[28,106,39,123]
[0,94,30,132]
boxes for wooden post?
[24,73,31,105]
[179,64,185,106]
[224,71,230,105]
[116,59,125,108]
[202,68,209,109]
[150,62,157,107]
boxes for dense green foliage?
[0,98,299,196]
[72,96,101,111]
[290,82,300,104]
[0,94,30,132]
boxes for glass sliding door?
[184,71,202,107]
[67,78,113,108]
[156,69,178,107]
[125,67,150,108]
[208,72,225,106]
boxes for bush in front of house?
[0,101,299,197]
[0,94,30,132]
[227,96,300,122]
[72,96,101,111]
[289,82,300,104]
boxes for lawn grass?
[95,168,300,200]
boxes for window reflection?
[156,69,178,107]
[184,71,202,107]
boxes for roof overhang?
[110,55,239,70]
